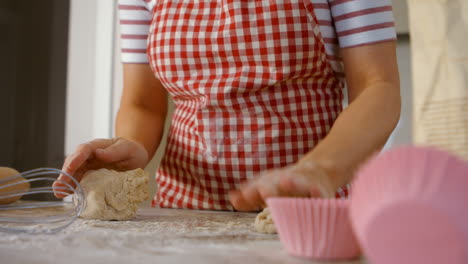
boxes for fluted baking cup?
[267,197,361,260]
[350,146,468,264]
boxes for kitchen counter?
[0,208,365,264]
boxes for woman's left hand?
[229,161,339,212]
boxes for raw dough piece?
[254,208,277,234]
[79,168,149,220]
[0,167,30,204]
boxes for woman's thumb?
[95,138,129,162]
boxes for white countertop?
[0,208,365,264]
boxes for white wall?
[393,0,409,34]
[66,0,115,155]
[385,36,413,148]
[66,0,96,155]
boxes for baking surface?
[0,207,365,264]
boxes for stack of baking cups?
[350,146,468,263]
[268,198,361,260]
[267,146,468,263]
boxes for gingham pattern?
[119,0,397,80]
[146,0,344,210]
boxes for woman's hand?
[229,161,339,212]
[53,137,149,198]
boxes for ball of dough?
[78,168,149,220]
[255,208,277,234]
[0,167,30,205]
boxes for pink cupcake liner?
[350,145,468,264]
[267,197,361,260]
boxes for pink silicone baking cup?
[267,197,361,260]
[350,145,468,264]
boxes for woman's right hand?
[53,137,149,198]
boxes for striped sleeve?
[329,0,397,48]
[118,0,152,63]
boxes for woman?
[54,0,400,212]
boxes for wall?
[386,35,413,148]
[66,0,97,155]
[394,0,409,34]
[386,0,413,147]
[66,0,115,155]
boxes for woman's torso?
[117,0,396,210]
[147,0,342,210]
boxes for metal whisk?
[0,168,85,234]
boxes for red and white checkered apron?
[147,0,344,210]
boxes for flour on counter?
[0,208,294,264]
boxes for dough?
[0,167,30,205]
[78,168,149,220]
[254,208,277,234]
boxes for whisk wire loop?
[0,168,85,234]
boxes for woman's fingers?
[278,174,321,198]
[230,180,265,211]
[230,173,282,211]
[95,138,130,163]
[53,151,90,198]
[62,151,88,176]
[243,183,265,208]
[229,190,250,211]
[229,190,261,212]
[61,139,109,177]
[52,169,86,198]
[231,165,337,210]
[53,139,115,198]
[95,138,149,171]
